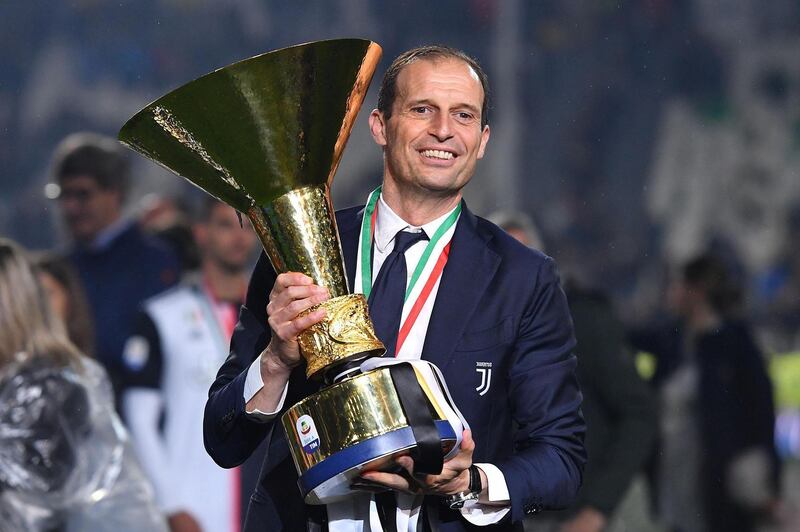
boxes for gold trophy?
[119,39,462,504]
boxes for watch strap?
[468,464,482,494]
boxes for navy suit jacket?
[203,202,585,531]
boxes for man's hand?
[559,507,607,532]
[263,272,329,373]
[357,429,478,497]
[247,272,328,413]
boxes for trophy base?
[299,420,456,505]
[281,366,459,505]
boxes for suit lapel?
[336,206,363,292]
[422,203,500,372]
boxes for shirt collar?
[373,194,459,253]
[87,217,132,251]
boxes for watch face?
[448,498,464,509]
[447,491,479,509]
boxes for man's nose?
[428,113,453,141]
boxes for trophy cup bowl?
[119,39,459,504]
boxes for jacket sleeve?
[120,311,175,509]
[203,252,276,468]
[494,257,586,522]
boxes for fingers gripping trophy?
[119,39,468,505]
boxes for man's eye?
[455,112,475,121]
[411,106,430,114]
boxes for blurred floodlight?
[44,183,61,200]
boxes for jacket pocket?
[454,316,513,352]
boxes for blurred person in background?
[630,253,783,532]
[122,197,261,532]
[49,132,180,410]
[137,193,201,273]
[0,238,167,532]
[488,210,545,251]
[491,210,658,532]
[34,252,95,358]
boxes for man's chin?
[416,177,470,196]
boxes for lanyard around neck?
[201,277,242,340]
[359,186,461,301]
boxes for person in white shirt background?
[123,197,263,532]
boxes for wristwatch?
[445,465,482,509]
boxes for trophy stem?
[247,186,385,379]
[247,184,349,296]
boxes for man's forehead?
[60,175,101,189]
[209,203,237,220]
[414,56,481,81]
[395,57,484,100]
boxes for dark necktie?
[368,229,428,357]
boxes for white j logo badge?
[475,362,492,396]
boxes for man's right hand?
[247,273,329,414]
[261,272,329,375]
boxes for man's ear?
[369,109,388,147]
[476,125,490,159]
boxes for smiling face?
[369,57,490,202]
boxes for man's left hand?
[358,429,476,496]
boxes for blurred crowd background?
[1,0,800,531]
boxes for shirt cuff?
[460,463,511,526]
[243,352,288,421]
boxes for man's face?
[370,58,490,197]
[57,175,122,243]
[196,204,257,274]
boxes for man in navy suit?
[203,45,585,531]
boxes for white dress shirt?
[243,194,510,529]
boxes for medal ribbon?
[359,186,459,355]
